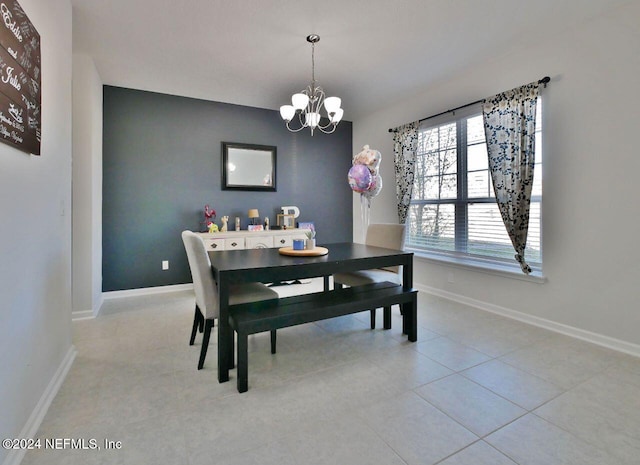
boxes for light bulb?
[280,105,295,122]
[331,108,344,123]
[324,96,341,114]
[292,93,309,110]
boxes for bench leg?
[270,330,277,354]
[198,319,214,370]
[228,328,235,369]
[402,305,408,335]
[370,309,376,329]
[402,298,418,342]
[383,306,392,329]
[237,332,248,393]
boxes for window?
[405,101,542,271]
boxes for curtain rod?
[388,76,550,133]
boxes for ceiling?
[70,0,625,120]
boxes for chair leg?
[270,330,277,354]
[197,319,214,370]
[370,309,376,329]
[189,305,201,346]
[383,306,392,329]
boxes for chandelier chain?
[311,41,316,90]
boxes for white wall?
[0,0,73,463]
[72,54,103,317]
[353,3,640,348]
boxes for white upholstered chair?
[333,223,406,329]
[181,230,279,369]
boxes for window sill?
[409,249,547,284]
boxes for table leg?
[237,332,248,393]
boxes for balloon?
[353,145,381,174]
[363,174,383,200]
[348,164,372,193]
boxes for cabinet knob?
[280,239,285,244]
[211,243,217,249]
[231,242,238,247]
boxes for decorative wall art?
[0,0,40,155]
[222,142,276,191]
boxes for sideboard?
[197,229,310,251]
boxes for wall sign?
[0,0,40,155]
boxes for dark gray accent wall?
[103,86,353,291]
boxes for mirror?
[222,142,277,191]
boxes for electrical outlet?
[162,260,169,270]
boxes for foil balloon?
[348,164,372,193]
[363,174,383,200]
[353,145,381,174]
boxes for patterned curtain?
[393,122,419,224]
[482,82,539,274]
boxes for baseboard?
[71,309,94,321]
[416,284,640,358]
[93,294,104,318]
[2,346,77,465]
[103,283,193,300]
[71,294,105,321]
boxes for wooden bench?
[228,281,418,392]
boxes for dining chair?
[181,230,279,369]
[333,223,406,329]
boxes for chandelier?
[280,34,343,135]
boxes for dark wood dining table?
[208,242,415,384]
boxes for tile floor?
[22,281,640,465]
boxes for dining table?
[208,241,415,383]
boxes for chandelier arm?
[317,124,338,134]
[285,119,308,133]
[297,107,307,128]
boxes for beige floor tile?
[415,336,492,371]
[498,334,618,389]
[439,440,517,465]
[486,414,622,465]
[369,345,453,389]
[461,359,564,410]
[283,415,407,465]
[201,439,298,465]
[370,406,477,465]
[534,372,640,464]
[415,374,526,436]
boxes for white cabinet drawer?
[224,238,245,250]
[273,234,307,248]
[203,238,225,251]
[273,235,291,248]
[245,236,274,249]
